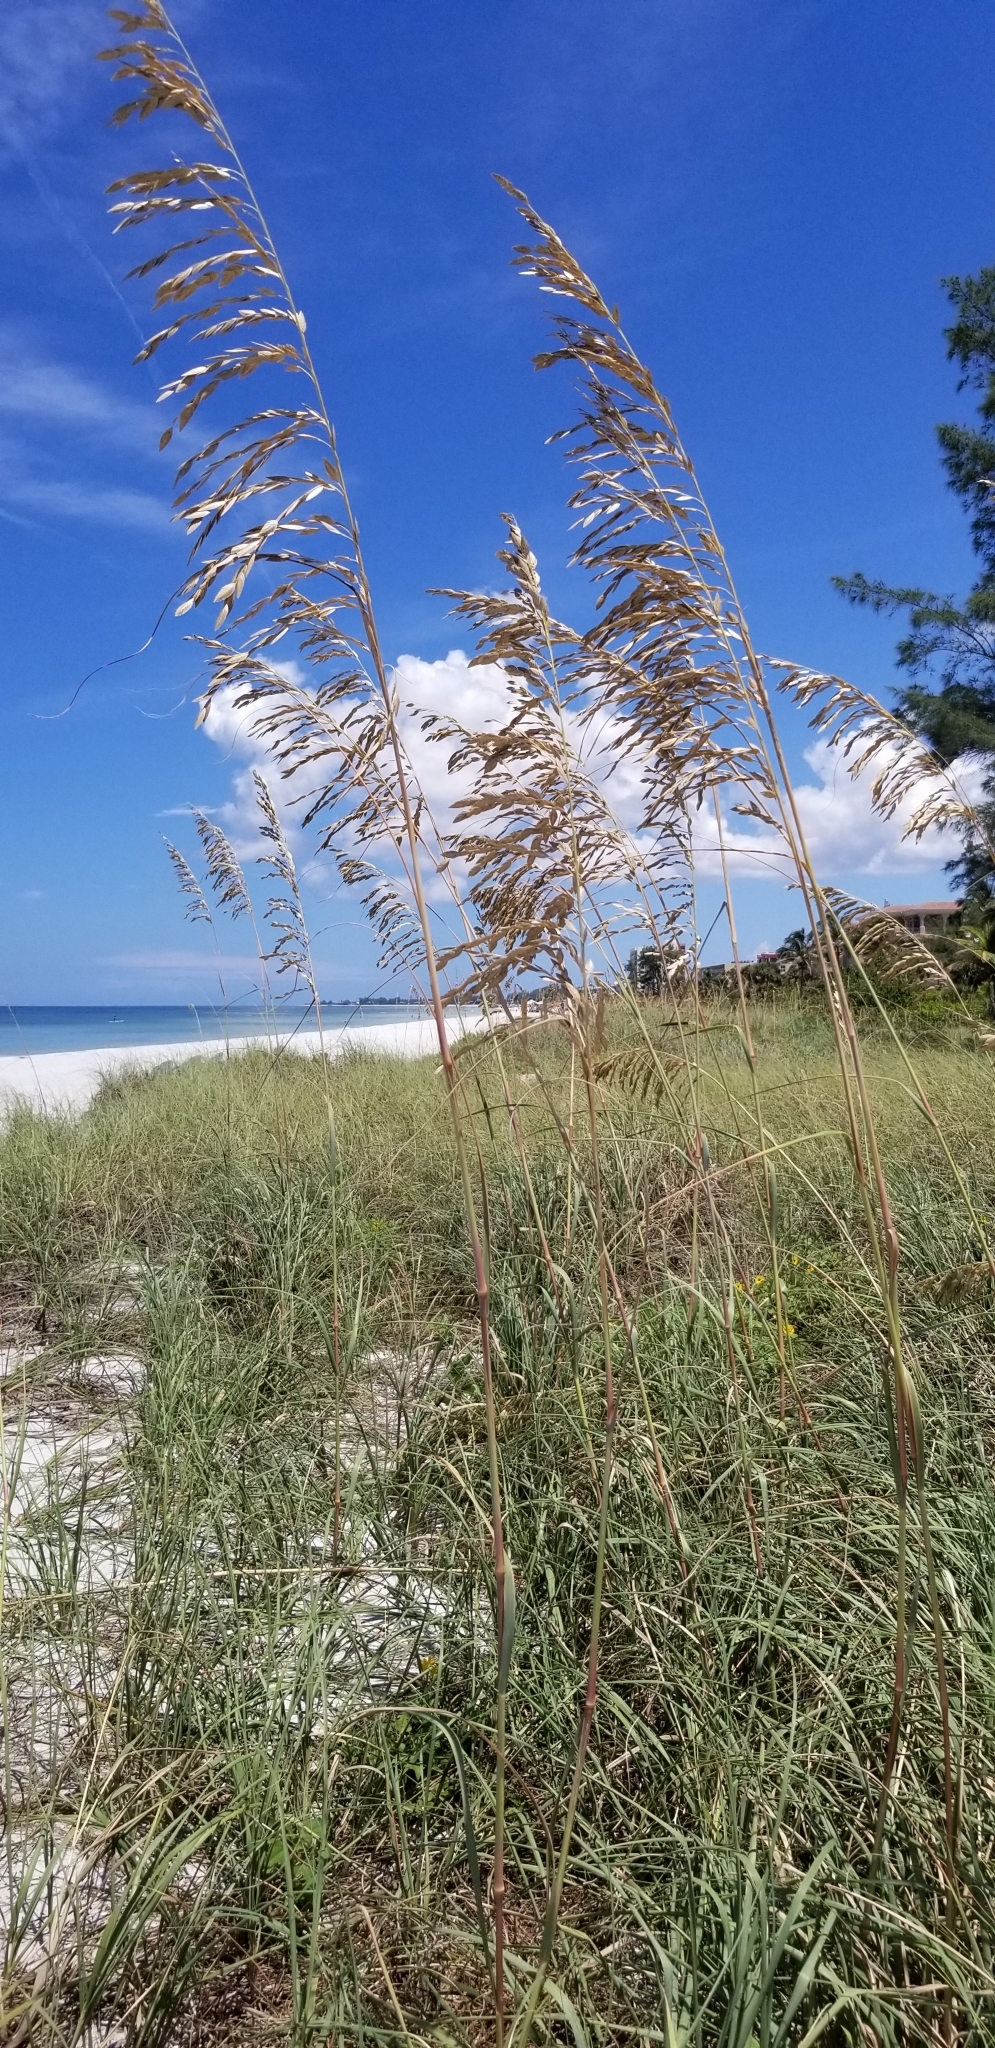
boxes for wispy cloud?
[0,328,169,531]
[2,473,168,531]
[0,1,100,160]
[102,950,265,977]
[0,329,158,451]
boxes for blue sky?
[1,0,993,1002]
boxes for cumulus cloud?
[191,649,978,958]
[192,653,529,949]
[197,651,504,844]
[197,649,588,917]
[193,661,312,857]
[398,657,980,893]
[691,738,985,888]
[396,657,981,899]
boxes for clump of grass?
[3,1021,995,2042]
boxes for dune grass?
[2,1007,995,2044]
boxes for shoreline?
[0,1014,481,1118]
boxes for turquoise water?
[0,1006,429,1057]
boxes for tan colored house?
[879,900,961,935]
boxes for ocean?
[0,1005,430,1058]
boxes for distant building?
[627,945,663,996]
[878,900,961,936]
[626,943,689,995]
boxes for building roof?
[879,901,961,917]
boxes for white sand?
[0,1014,480,1118]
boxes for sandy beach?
[0,1014,480,1118]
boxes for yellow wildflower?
[785,1322,796,1337]
[753,1273,766,1288]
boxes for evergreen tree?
[834,268,995,899]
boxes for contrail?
[19,145,154,378]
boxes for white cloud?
[396,652,519,857]
[195,661,311,857]
[191,650,981,963]
[191,653,519,951]
[198,650,554,912]
[394,657,977,900]
[691,738,985,888]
